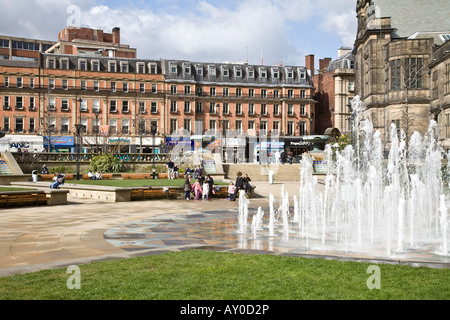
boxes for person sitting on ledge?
[88,170,96,180]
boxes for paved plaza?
[0,181,448,277]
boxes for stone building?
[353,0,450,152]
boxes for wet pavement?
[0,181,448,277]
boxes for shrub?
[50,166,74,174]
[90,154,124,173]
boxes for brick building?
[0,26,316,162]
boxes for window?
[348,80,355,91]
[0,39,9,48]
[248,120,255,130]
[236,120,243,134]
[236,103,242,115]
[3,96,9,109]
[49,79,55,89]
[138,119,146,135]
[171,85,177,94]
[122,101,129,113]
[390,59,401,90]
[248,68,254,78]
[261,104,267,115]
[140,83,145,93]
[170,119,177,134]
[111,82,116,92]
[48,98,55,110]
[79,60,87,71]
[184,63,191,74]
[249,89,254,97]
[209,66,216,76]
[108,61,116,72]
[445,62,450,95]
[92,60,99,72]
[29,118,35,133]
[29,78,34,89]
[4,76,8,87]
[3,117,9,132]
[152,84,157,93]
[249,104,254,115]
[47,58,55,69]
[287,121,294,135]
[110,100,117,112]
[273,69,279,79]
[16,77,22,88]
[149,63,157,74]
[300,90,306,98]
[223,88,229,97]
[15,117,24,133]
[80,80,86,91]
[210,87,216,96]
[273,104,279,115]
[15,97,23,109]
[299,121,306,135]
[62,79,68,90]
[196,66,203,76]
[170,63,177,74]
[151,102,158,114]
[223,103,229,114]
[300,104,306,116]
[260,69,267,78]
[184,101,191,113]
[272,121,279,134]
[170,101,177,113]
[184,119,191,133]
[92,100,100,113]
[122,82,128,92]
[209,103,216,114]
[288,104,294,115]
[261,89,267,98]
[288,89,294,98]
[222,67,229,77]
[196,102,203,113]
[209,120,216,131]
[300,69,306,79]
[274,90,279,98]
[235,68,242,78]
[259,121,267,134]
[184,86,191,95]
[61,99,69,111]
[139,101,146,114]
[109,119,117,134]
[137,63,145,74]
[120,62,128,73]
[236,88,242,97]
[92,117,100,133]
[121,119,130,134]
[60,118,69,133]
[404,57,423,89]
[150,121,158,134]
[93,81,99,91]
[29,97,35,110]
[80,99,87,112]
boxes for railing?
[12,152,175,164]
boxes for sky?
[0,0,357,68]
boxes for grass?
[0,250,448,300]
[0,187,35,191]
[67,179,228,187]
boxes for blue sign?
[44,136,75,147]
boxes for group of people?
[167,159,180,179]
[183,170,215,201]
[229,172,252,201]
[88,170,103,180]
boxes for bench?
[130,188,179,200]
[0,191,48,208]
[122,173,151,180]
[158,173,185,179]
[81,174,112,180]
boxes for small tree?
[90,154,124,173]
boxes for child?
[228,181,236,200]
[192,178,202,200]
[202,181,209,201]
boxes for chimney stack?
[305,54,315,75]
[112,27,120,44]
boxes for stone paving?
[0,181,448,277]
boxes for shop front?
[283,138,311,162]
[0,135,44,152]
[44,136,74,153]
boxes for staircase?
[223,163,303,182]
[0,159,13,175]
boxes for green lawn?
[0,187,35,191]
[0,250,448,300]
[67,179,228,187]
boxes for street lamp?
[151,123,157,179]
[216,104,226,161]
[94,110,100,153]
[258,114,262,164]
[75,98,83,180]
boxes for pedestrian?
[88,170,96,180]
[202,180,209,201]
[173,164,179,179]
[227,181,236,200]
[41,164,49,174]
[167,159,175,179]
[192,178,203,200]
[243,173,252,196]
[194,165,203,183]
[96,170,103,180]
[50,172,65,189]
[280,151,286,164]
[205,174,214,199]
[231,171,243,201]
[184,175,192,200]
